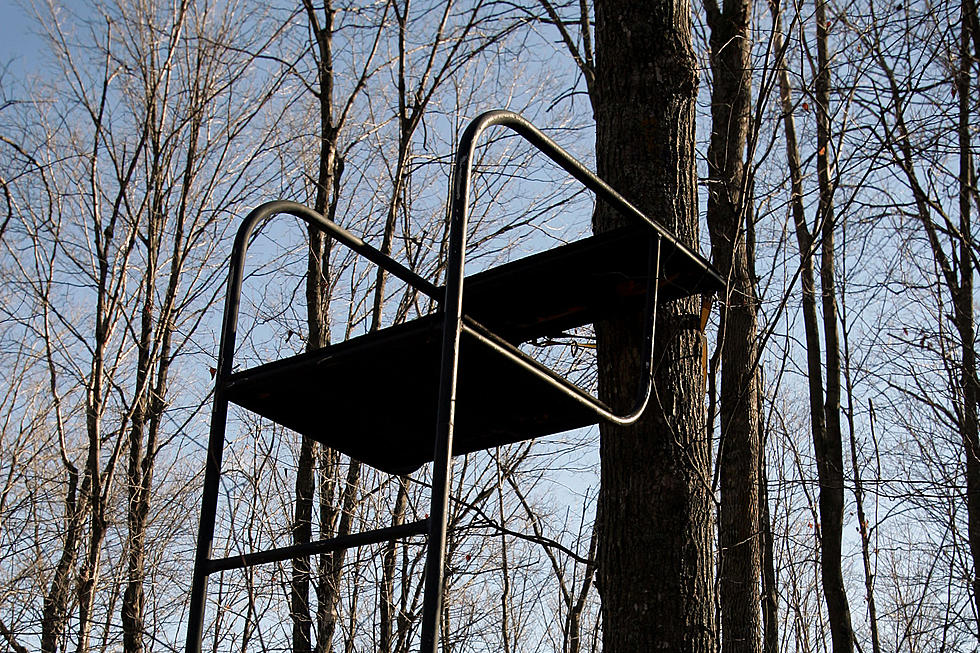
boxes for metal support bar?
[185,394,230,653]
[208,519,429,573]
[460,235,661,427]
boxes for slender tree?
[772,0,854,647]
[703,0,763,648]
[290,3,389,650]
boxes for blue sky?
[0,1,39,75]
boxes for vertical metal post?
[184,396,229,653]
[185,211,258,653]
[418,116,486,653]
[416,266,462,653]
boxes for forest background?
[0,0,977,651]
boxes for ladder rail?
[208,520,429,574]
[185,201,443,653]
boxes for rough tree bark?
[593,1,715,650]
[703,0,762,648]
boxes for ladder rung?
[207,519,429,573]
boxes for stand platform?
[225,224,720,474]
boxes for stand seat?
[225,224,721,474]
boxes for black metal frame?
[185,110,700,653]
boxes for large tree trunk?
[703,0,762,649]
[592,1,715,650]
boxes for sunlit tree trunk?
[593,0,715,650]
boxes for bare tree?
[702,0,763,647]
[0,2,289,651]
[851,0,980,640]
[290,1,386,649]
[770,0,856,648]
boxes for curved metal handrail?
[446,109,679,427]
[213,200,441,388]
[216,110,691,427]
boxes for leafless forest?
[0,0,977,651]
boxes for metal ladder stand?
[184,110,724,653]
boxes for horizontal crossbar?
[207,519,429,573]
